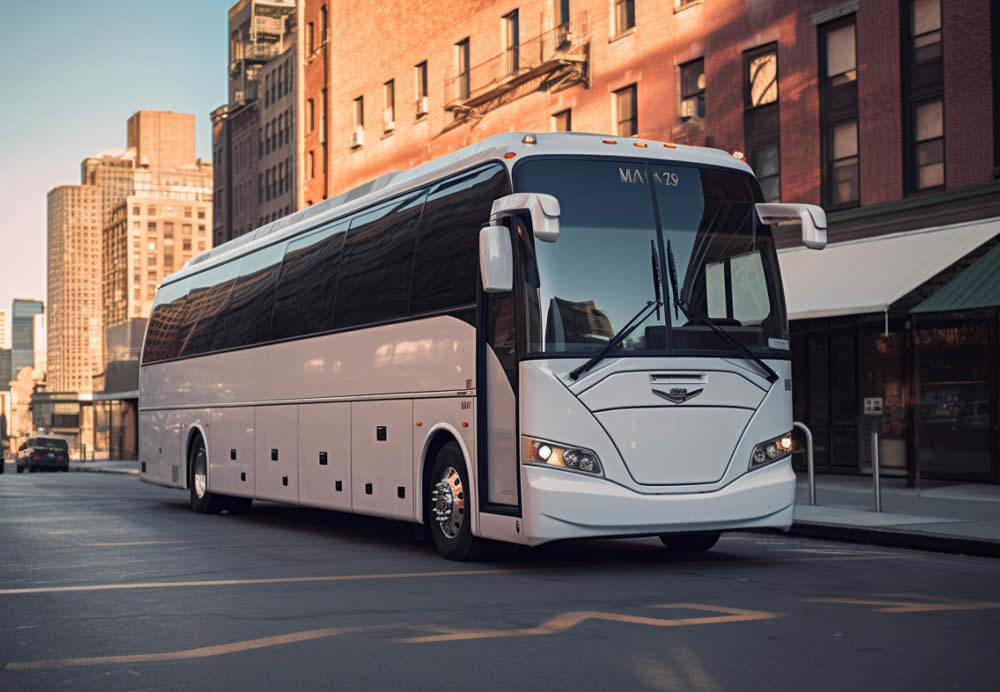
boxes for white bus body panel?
[298,402,352,511]
[206,406,254,498]
[351,399,413,520]
[518,358,795,545]
[254,405,299,503]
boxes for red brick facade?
[301,0,331,206]
[301,0,995,223]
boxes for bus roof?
[167,132,753,286]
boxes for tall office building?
[0,308,9,349]
[32,313,47,380]
[212,0,297,246]
[11,299,43,380]
[47,186,101,393]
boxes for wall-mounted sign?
[863,397,884,415]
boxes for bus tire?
[658,532,721,552]
[189,437,225,514]
[427,441,482,561]
[226,496,253,514]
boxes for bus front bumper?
[520,460,795,546]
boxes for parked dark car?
[16,436,70,473]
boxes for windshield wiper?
[569,298,662,381]
[666,239,779,385]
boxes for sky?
[0,0,233,321]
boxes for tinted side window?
[211,243,284,350]
[334,190,426,329]
[272,219,349,339]
[411,164,510,314]
[180,263,239,356]
[142,279,189,363]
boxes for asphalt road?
[1,472,998,692]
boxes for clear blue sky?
[0,0,233,320]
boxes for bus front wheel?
[189,438,225,514]
[658,532,721,552]
[427,442,482,561]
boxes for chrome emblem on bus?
[654,387,703,404]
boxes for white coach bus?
[139,132,826,560]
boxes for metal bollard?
[872,431,882,512]
[793,421,816,505]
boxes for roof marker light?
[633,142,648,148]
[504,152,517,159]
[732,151,746,160]
[663,143,677,149]
[522,134,537,144]
[602,139,617,144]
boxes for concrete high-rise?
[11,299,43,380]
[47,186,100,394]
[0,308,9,349]
[212,0,296,247]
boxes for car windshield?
[513,156,788,357]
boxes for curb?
[787,521,1000,559]
[70,465,139,477]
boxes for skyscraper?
[10,299,43,380]
[47,186,101,393]
[0,308,9,349]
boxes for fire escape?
[445,15,590,117]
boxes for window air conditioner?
[680,98,697,119]
[351,127,364,147]
[418,96,429,115]
[384,109,395,130]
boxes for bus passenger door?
[478,216,520,513]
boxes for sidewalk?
[791,473,1000,557]
[69,459,140,476]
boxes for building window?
[829,120,860,206]
[307,99,314,133]
[354,96,364,129]
[903,0,944,192]
[307,22,314,54]
[680,58,705,119]
[744,45,780,202]
[820,17,859,208]
[913,99,944,189]
[320,89,327,143]
[384,80,395,131]
[674,0,701,10]
[558,0,570,25]
[415,61,428,115]
[456,38,471,100]
[321,4,328,43]
[132,206,140,216]
[504,10,519,76]
[552,109,572,132]
[614,0,635,36]
[614,84,637,136]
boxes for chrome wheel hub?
[194,470,207,498]
[431,466,465,539]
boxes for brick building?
[294,0,1000,484]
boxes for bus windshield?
[513,156,788,357]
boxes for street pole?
[872,431,882,512]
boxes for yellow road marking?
[4,625,395,671]
[807,597,1000,613]
[0,554,907,597]
[399,603,778,643]
[0,568,522,596]
[83,540,189,547]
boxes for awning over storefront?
[778,217,1000,320]
[92,390,138,402]
[911,241,1000,314]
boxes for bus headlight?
[522,437,603,476]
[749,432,794,470]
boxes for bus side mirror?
[479,226,513,293]
[755,202,827,250]
[490,193,560,242]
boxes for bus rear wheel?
[658,532,721,553]
[427,442,482,561]
[189,438,225,514]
